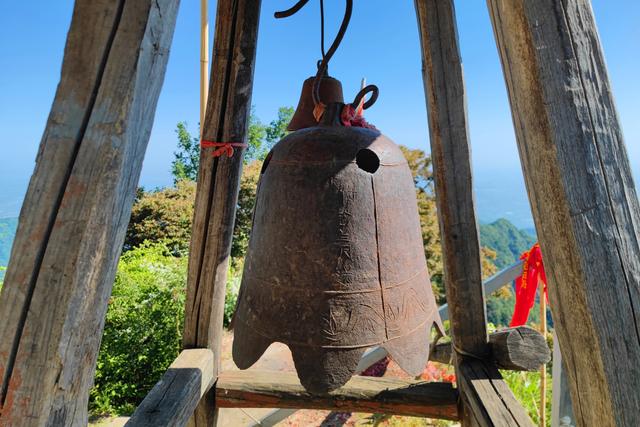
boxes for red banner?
[510,243,548,327]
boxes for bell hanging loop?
[276,0,353,110]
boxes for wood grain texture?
[458,359,534,427]
[0,0,179,425]
[431,326,550,371]
[126,350,214,427]
[414,0,488,358]
[182,1,261,425]
[216,370,459,421]
[414,3,533,426]
[487,1,640,426]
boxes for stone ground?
[91,330,457,427]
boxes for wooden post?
[182,1,261,425]
[0,0,179,424]
[200,0,209,137]
[415,1,533,425]
[414,0,487,358]
[487,1,640,425]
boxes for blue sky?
[0,1,638,227]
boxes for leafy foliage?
[265,107,294,146]
[399,146,444,302]
[171,122,200,183]
[124,180,196,254]
[231,160,262,263]
[90,243,187,415]
[480,218,535,269]
[0,217,17,278]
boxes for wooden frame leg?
[0,0,179,424]
[414,1,533,425]
[182,1,262,426]
[487,1,640,425]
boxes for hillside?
[480,218,536,269]
[0,217,18,272]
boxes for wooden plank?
[458,359,534,427]
[0,1,179,425]
[415,3,533,425]
[126,350,215,427]
[430,326,550,371]
[216,370,459,421]
[182,1,261,425]
[414,0,487,358]
[487,1,640,426]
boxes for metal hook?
[352,85,379,110]
[274,0,312,19]
[275,0,353,108]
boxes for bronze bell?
[287,74,344,131]
[232,96,444,394]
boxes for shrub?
[90,243,187,416]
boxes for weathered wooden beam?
[431,326,551,371]
[414,0,487,359]
[487,1,640,426]
[182,1,261,425]
[458,359,533,427]
[126,349,214,427]
[216,370,459,421]
[0,1,179,425]
[415,2,534,426]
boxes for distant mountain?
[480,218,536,269]
[0,217,18,274]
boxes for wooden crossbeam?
[431,326,550,371]
[216,370,460,421]
[126,349,215,427]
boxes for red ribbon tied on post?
[509,243,548,327]
[201,140,248,157]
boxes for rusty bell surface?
[232,104,444,394]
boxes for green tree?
[171,122,200,183]
[399,146,445,302]
[232,160,262,263]
[245,110,267,163]
[265,106,294,146]
[480,218,535,269]
[124,180,196,254]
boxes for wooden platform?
[215,370,460,421]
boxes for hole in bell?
[356,148,380,173]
